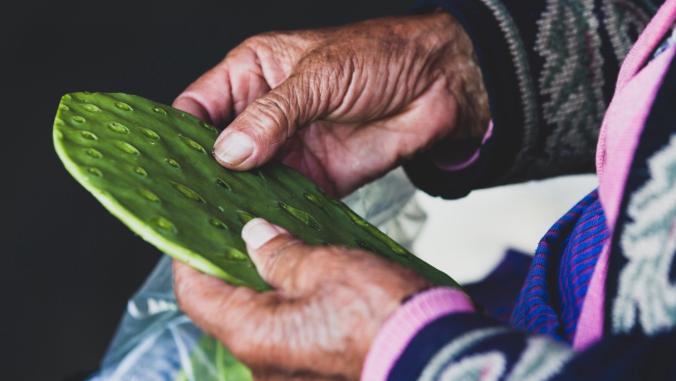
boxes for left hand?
[173,218,431,380]
[172,13,488,197]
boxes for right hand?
[174,218,433,380]
[174,12,488,197]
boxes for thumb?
[242,218,315,292]
[213,75,324,170]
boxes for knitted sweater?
[363,0,676,380]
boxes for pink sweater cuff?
[360,287,475,381]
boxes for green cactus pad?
[53,92,457,290]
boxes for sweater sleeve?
[375,308,676,380]
[403,0,658,199]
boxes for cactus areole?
[53,92,458,290]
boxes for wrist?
[434,12,490,141]
[360,287,475,380]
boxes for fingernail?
[214,130,253,166]
[242,218,283,250]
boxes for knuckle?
[295,49,350,113]
[241,34,267,49]
[246,94,293,142]
[308,247,335,263]
[261,239,303,274]
[224,33,275,66]
[242,32,281,52]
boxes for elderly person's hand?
[173,12,488,197]
[174,218,432,380]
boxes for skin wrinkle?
[257,91,296,145]
[331,56,361,118]
[297,70,325,127]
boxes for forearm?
[404,0,657,198]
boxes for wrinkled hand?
[173,12,488,197]
[173,218,431,380]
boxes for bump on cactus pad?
[53,92,457,290]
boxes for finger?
[173,46,272,126]
[173,260,238,314]
[173,259,296,369]
[213,73,328,170]
[172,260,259,334]
[172,62,235,126]
[242,218,316,292]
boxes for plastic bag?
[89,168,426,381]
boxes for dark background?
[4,1,409,379]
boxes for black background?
[4,1,409,379]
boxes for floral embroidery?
[505,337,571,381]
[419,328,508,381]
[613,135,676,334]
